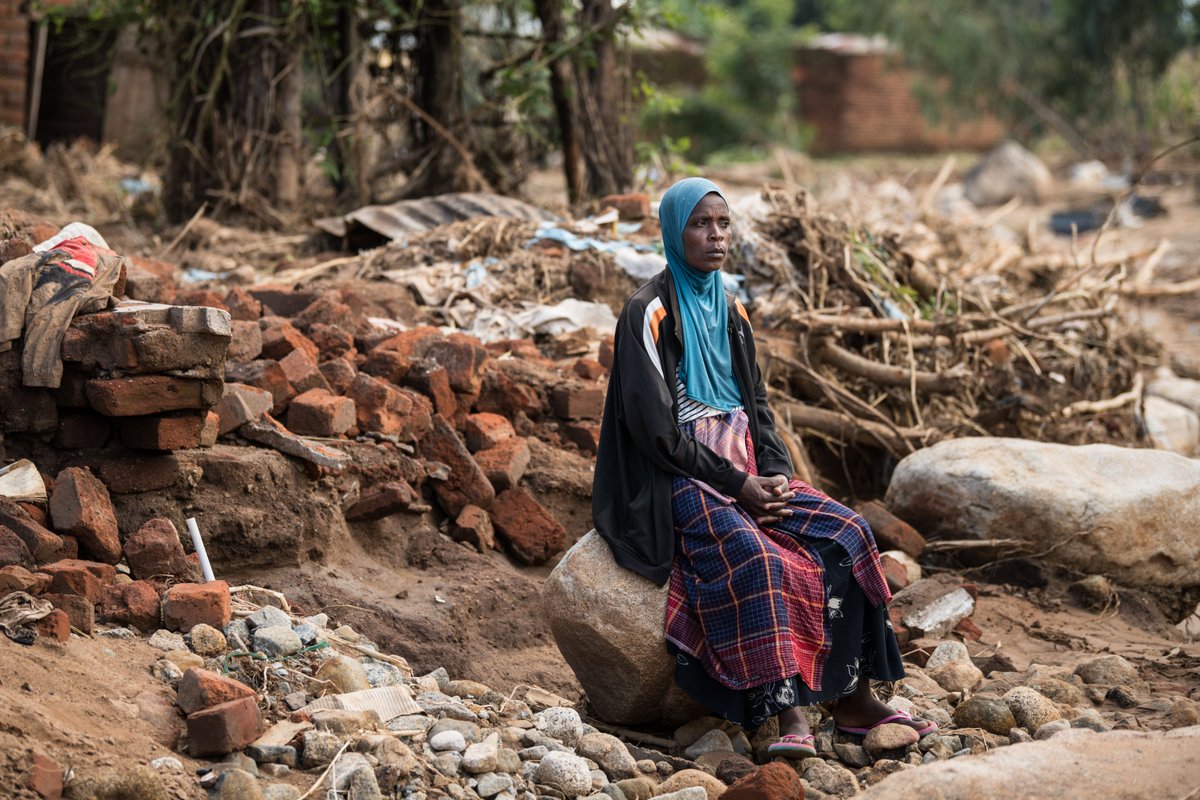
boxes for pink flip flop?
[835,709,939,737]
[766,733,817,758]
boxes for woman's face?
[680,193,731,273]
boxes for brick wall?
[796,48,1005,154]
[0,0,29,130]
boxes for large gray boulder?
[963,140,1053,206]
[541,530,705,725]
[860,727,1200,799]
[885,438,1200,588]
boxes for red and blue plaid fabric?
[664,411,892,691]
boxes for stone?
[1074,654,1140,686]
[886,438,1200,589]
[683,729,733,760]
[187,696,265,757]
[26,752,64,800]
[953,695,1017,735]
[473,435,531,491]
[577,732,638,780]
[464,412,515,452]
[800,758,859,797]
[86,375,218,416]
[550,383,604,420]
[614,777,659,800]
[542,531,702,725]
[287,388,354,436]
[426,334,489,394]
[253,626,303,657]
[431,730,468,752]
[216,383,276,434]
[315,655,372,693]
[177,668,256,715]
[450,504,494,552]
[880,550,918,591]
[124,517,190,579]
[1035,719,1072,740]
[163,581,231,630]
[152,659,184,684]
[890,577,976,639]
[429,718,481,743]
[1003,687,1062,731]
[963,140,1053,205]
[344,480,419,522]
[1142,395,1200,455]
[311,709,379,734]
[279,348,330,395]
[864,722,920,754]
[926,641,971,669]
[490,488,566,565]
[535,751,593,796]
[99,580,161,631]
[659,769,726,800]
[723,762,803,800]
[1147,373,1200,414]
[149,628,188,651]
[261,320,319,362]
[262,786,299,800]
[536,707,584,747]
[462,732,500,773]
[301,730,345,769]
[213,768,262,799]
[247,605,292,630]
[476,772,514,798]
[189,623,227,656]
[834,741,873,767]
[42,593,93,634]
[164,650,205,670]
[929,661,984,693]
[227,320,264,363]
[239,417,350,470]
[421,414,495,515]
[48,467,121,563]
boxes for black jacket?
[592,268,793,585]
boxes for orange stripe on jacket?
[649,306,668,344]
[734,299,750,325]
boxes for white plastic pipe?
[185,517,216,582]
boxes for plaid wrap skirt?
[664,411,902,725]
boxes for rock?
[292,622,321,646]
[925,641,971,670]
[577,732,638,780]
[463,732,500,773]
[149,629,187,651]
[659,769,726,799]
[214,768,262,800]
[542,530,703,724]
[311,709,379,735]
[252,625,303,658]
[1074,654,1140,686]
[333,752,382,800]
[863,727,1200,798]
[1148,373,1200,414]
[1027,678,1086,707]
[890,577,976,639]
[476,772,515,798]
[247,605,292,630]
[834,741,873,767]
[535,751,594,796]
[263,786,301,800]
[1142,395,1200,455]
[1034,719,1072,740]
[723,762,803,800]
[953,696,1016,735]
[150,756,183,771]
[151,659,184,684]
[177,668,256,715]
[864,723,920,754]
[801,758,859,796]
[66,765,167,800]
[963,140,1053,205]
[929,661,983,693]
[315,655,371,693]
[186,696,265,757]
[430,730,467,752]
[190,623,227,656]
[1068,575,1119,611]
[887,437,1200,589]
[1003,687,1062,731]
[614,777,658,800]
[536,707,584,747]
[301,730,345,769]
[683,728,733,760]
[429,718,482,744]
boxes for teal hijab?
[660,177,742,411]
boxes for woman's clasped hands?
[737,474,795,525]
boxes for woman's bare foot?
[831,681,932,732]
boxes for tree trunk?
[533,0,585,203]
[578,0,631,197]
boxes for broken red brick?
[224,287,263,321]
[319,358,358,395]
[0,502,62,564]
[473,435,530,492]
[560,421,601,455]
[0,525,33,568]
[598,336,614,370]
[99,580,162,632]
[39,560,114,603]
[94,455,182,494]
[477,370,543,418]
[420,415,495,517]
[854,501,927,559]
[177,668,257,715]
[550,383,604,420]
[119,413,206,450]
[361,349,411,384]
[598,192,650,220]
[348,374,422,439]
[260,319,319,363]
[404,360,457,418]
[0,564,40,594]
[86,375,218,416]
[224,360,294,416]
[463,413,515,453]
[571,359,605,381]
[484,338,544,361]
[954,616,983,641]
[200,411,219,447]
[450,505,494,553]
[124,517,190,579]
[426,333,489,394]
[279,348,330,395]
[293,296,355,332]
[880,553,910,593]
[186,695,264,758]
[488,488,566,565]
[163,580,232,631]
[308,323,357,361]
[47,467,121,563]
[52,413,112,449]
[42,593,94,634]
[344,480,420,522]
[373,326,442,360]
[34,610,70,644]
[247,287,318,317]
[287,388,356,437]
[226,320,264,363]
[172,289,228,310]
[215,382,275,435]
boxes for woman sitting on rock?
[593,177,935,757]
